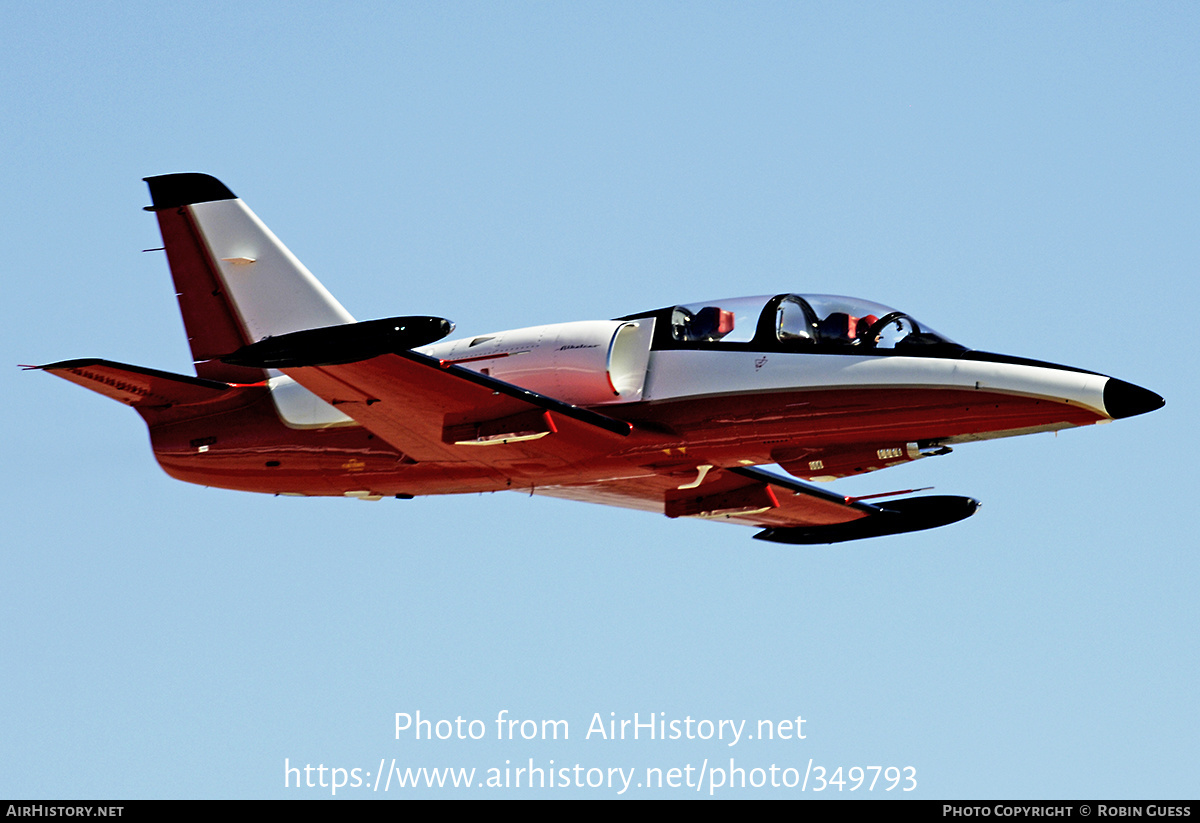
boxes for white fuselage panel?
[641,349,1109,414]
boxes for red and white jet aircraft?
[37,173,1163,543]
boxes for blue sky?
[2,2,1195,798]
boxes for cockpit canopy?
[659,294,959,352]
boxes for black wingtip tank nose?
[1103,378,1165,420]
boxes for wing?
[275,348,632,464]
[537,465,979,544]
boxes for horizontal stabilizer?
[37,359,263,425]
[39,359,234,405]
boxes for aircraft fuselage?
[39,174,1162,541]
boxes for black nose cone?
[1104,378,1165,419]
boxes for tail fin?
[144,173,355,383]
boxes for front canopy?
[664,293,960,352]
